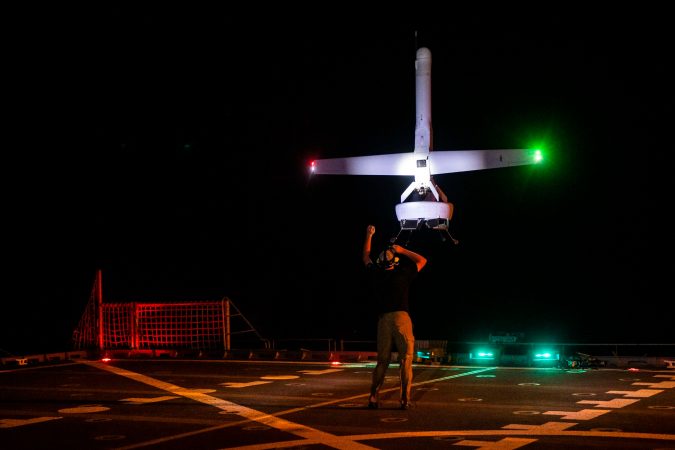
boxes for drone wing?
[310,153,415,176]
[428,149,541,174]
[310,148,541,176]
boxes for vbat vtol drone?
[309,47,543,244]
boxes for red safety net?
[72,271,265,351]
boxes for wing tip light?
[533,149,543,163]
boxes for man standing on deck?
[362,224,427,410]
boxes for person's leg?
[369,314,393,407]
[392,311,414,407]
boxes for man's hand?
[391,244,404,253]
[366,225,376,237]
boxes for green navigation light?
[533,149,543,163]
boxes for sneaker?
[400,401,411,410]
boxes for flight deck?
[1,358,674,449]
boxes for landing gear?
[391,219,459,247]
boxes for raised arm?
[391,244,427,272]
[362,225,376,267]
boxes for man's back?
[368,256,418,314]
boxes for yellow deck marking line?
[260,375,299,380]
[82,361,375,450]
[453,437,536,449]
[225,428,675,450]
[81,362,495,450]
[297,369,344,375]
[59,405,111,414]
[220,381,273,388]
[346,427,675,443]
[215,368,673,449]
[121,396,179,405]
[0,362,79,373]
[82,361,675,450]
[0,417,62,428]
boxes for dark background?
[4,9,673,354]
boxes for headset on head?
[376,245,400,269]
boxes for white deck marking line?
[543,409,611,420]
[633,381,675,388]
[82,361,375,450]
[607,389,663,398]
[654,375,675,380]
[82,362,493,450]
[577,399,639,408]
[411,367,497,387]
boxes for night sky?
[5,10,673,355]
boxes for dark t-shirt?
[366,256,418,315]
